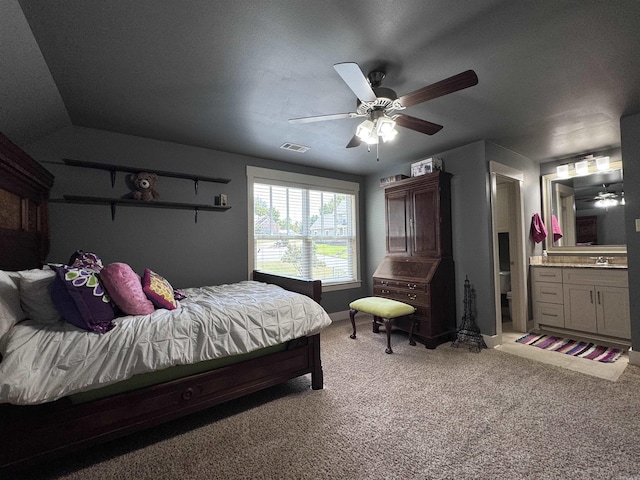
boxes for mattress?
[0,281,332,405]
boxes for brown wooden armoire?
[373,171,456,349]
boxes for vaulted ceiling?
[12,0,640,174]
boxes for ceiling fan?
[580,184,625,208]
[289,62,478,149]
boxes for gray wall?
[24,126,368,314]
[621,113,640,350]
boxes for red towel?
[551,215,563,242]
[530,213,547,243]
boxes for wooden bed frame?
[0,132,325,473]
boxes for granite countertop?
[530,255,628,269]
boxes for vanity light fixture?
[574,160,589,176]
[596,156,610,171]
[556,155,611,179]
[556,164,570,178]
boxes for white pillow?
[17,268,60,324]
[0,270,27,340]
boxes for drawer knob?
[182,388,195,401]
[408,293,417,301]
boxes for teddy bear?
[125,172,159,202]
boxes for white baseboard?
[329,310,350,322]
[628,347,640,366]
[483,333,500,349]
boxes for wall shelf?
[51,195,230,222]
[62,158,231,194]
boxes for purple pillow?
[100,263,155,316]
[50,265,116,333]
[68,250,104,272]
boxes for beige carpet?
[14,316,640,480]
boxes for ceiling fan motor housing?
[356,87,400,116]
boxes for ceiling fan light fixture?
[381,128,398,143]
[595,198,618,208]
[376,116,396,136]
[356,119,375,142]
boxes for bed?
[0,132,329,473]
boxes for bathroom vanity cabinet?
[531,265,630,340]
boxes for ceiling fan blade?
[346,135,362,148]
[398,70,478,108]
[333,62,377,103]
[289,112,360,124]
[395,114,443,135]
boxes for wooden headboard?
[0,132,54,271]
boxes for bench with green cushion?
[349,297,417,354]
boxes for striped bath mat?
[515,333,623,363]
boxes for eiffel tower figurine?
[452,276,487,352]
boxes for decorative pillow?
[0,270,27,340]
[173,288,187,301]
[68,251,104,272]
[100,263,155,316]
[142,269,177,310]
[17,268,60,324]
[50,265,116,333]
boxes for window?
[247,166,360,291]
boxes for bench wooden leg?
[383,317,394,354]
[349,308,357,339]
[372,315,380,333]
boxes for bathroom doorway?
[490,162,528,343]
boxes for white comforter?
[0,281,332,405]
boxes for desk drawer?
[374,287,429,307]
[374,278,427,293]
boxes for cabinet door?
[385,190,409,255]
[563,284,597,333]
[596,286,631,338]
[411,184,439,256]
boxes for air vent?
[280,142,310,153]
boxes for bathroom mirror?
[541,160,626,254]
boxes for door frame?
[489,161,528,340]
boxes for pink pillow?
[142,269,177,310]
[99,263,155,315]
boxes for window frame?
[247,166,361,292]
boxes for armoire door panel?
[385,191,409,255]
[411,186,439,256]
